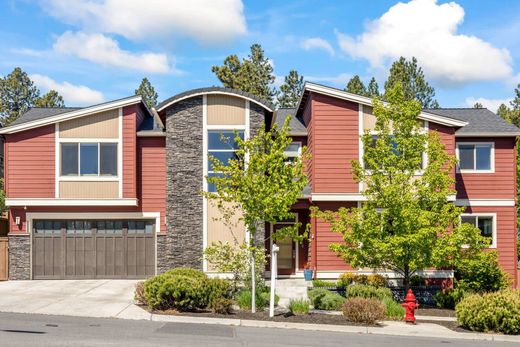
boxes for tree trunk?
[249,227,256,314]
[403,264,410,294]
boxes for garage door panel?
[33,219,155,279]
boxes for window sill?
[59,176,119,181]
[457,170,495,174]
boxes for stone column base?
[8,234,30,280]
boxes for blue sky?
[1,0,520,111]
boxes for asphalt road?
[0,312,515,347]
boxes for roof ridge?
[426,107,489,110]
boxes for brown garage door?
[32,219,155,279]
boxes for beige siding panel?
[207,95,246,125]
[59,109,119,138]
[363,106,377,131]
[59,181,119,199]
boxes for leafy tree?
[473,102,483,109]
[311,84,486,290]
[202,117,309,312]
[345,75,367,96]
[384,57,439,109]
[34,90,65,108]
[135,77,158,109]
[277,70,304,108]
[0,67,40,125]
[212,44,276,103]
[367,77,380,97]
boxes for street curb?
[146,312,520,343]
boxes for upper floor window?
[284,142,301,162]
[61,142,117,177]
[365,135,425,171]
[456,143,493,173]
[207,130,244,192]
[460,214,496,248]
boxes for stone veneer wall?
[8,234,30,280]
[158,96,268,272]
[162,96,204,270]
[249,103,266,246]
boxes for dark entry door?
[32,219,155,279]
[272,224,295,275]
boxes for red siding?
[429,123,456,189]
[456,137,516,199]
[312,94,359,193]
[313,201,356,271]
[138,137,166,233]
[464,205,518,287]
[136,104,147,130]
[5,125,55,198]
[123,105,137,198]
[9,208,26,234]
[302,99,313,186]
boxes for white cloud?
[301,38,334,56]
[30,74,105,105]
[305,73,351,87]
[42,0,246,44]
[336,0,513,84]
[53,31,173,74]
[465,97,511,112]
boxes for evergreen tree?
[473,102,483,109]
[277,70,304,108]
[34,90,65,108]
[212,44,276,103]
[345,75,367,96]
[367,77,380,97]
[135,77,158,109]
[0,67,40,125]
[384,57,439,109]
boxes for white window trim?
[59,142,119,178]
[460,213,497,248]
[284,141,302,161]
[456,142,495,174]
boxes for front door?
[272,224,295,275]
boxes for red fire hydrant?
[401,289,419,324]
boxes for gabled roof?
[297,82,469,128]
[424,108,520,137]
[273,108,307,135]
[0,95,150,134]
[156,86,275,113]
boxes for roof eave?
[456,132,520,137]
[0,95,144,135]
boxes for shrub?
[143,273,208,310]
[308,288,345,310]
[409,275,425,286]
[434,287,468,309]
[258,290,279,307]
[347,284,393,301]
[312,279,336,288]
[134,281,147,305]
[164,267,207,280]
[337,273,368,287]
[308,288,329,307]
[209,297,234,314]
[289,299,310,315]
[367,274,387,287]
[382,297,404,320]
[235,289,276,310]
[205,278,232,303]
[342,298,386,324]
[456,290,520,335]
[456,251,509,293]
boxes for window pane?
[100,143,117,176]
[285,142,301,154]
[476,145,491,170]
[459,145,474,170]
[61,143,78,176]
[208,131,243,150]
[207,172,223,192]
[145,221,154,234]
[80,143,98,175]
[208,151,238,170]
[477,217,493,238]
[461,216,476,226]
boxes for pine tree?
[473,102,483,109]
[135,77,158,109]
[277,70,304,108]
[212,44,276,103]
[345,75,367,96]
[0,67,40,125]
[367,77,380,97]
[384,57,439,109]
[34,90,65,108]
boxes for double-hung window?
[457,143,493,172]
[207,130,244,192]
[61,143,118,177]
[284,142,301,163]
[460,214,496,248]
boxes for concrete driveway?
[0,280,148,319]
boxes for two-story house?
[1,84,518,287]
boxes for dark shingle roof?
[273,108,307,135]
[156,87,275,112]
[424,108,520,135]
[10,107,82,126]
